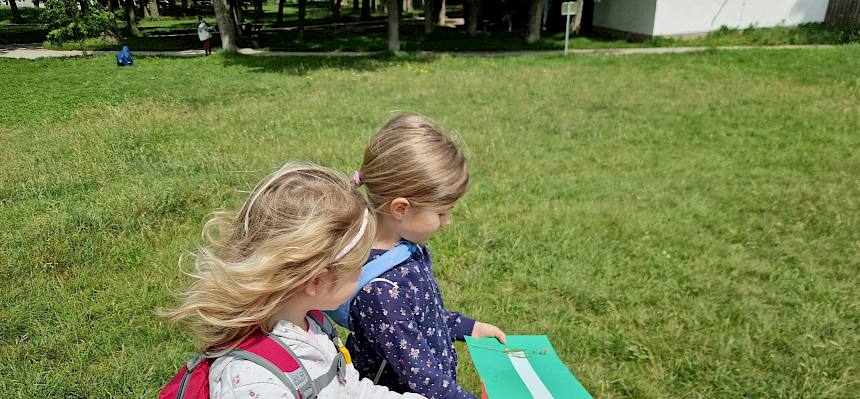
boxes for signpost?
[561,1,576,55]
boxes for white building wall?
[653,0,829,36]
[594,0,829,37]
[592,0,658,36]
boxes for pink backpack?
[160,310,344,399]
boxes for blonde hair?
[359,114,469,211]
[161,162,375,352]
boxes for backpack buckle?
[336,351,347,385]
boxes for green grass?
[1,47,859,398]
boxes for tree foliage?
[42,0,114,53]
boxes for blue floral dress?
[346,245,477,399]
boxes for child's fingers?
[494,326,507,344]
[492,326,508,344]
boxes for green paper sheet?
[465,335,592,399]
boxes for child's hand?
[472,321,507,344]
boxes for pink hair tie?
[352,171,363,187]
[335,209,370,260]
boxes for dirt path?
[0,43,839,60]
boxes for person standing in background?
[197,16,212,55]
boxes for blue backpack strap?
[325,242,416,329]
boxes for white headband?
[335,209,370,260]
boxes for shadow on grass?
[219,51,437,75]
[0,24,49,45]
[253,24,602,52]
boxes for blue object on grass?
[116,46,133,66]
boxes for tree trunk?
[360,0,369,19]
[33,0,40,9]
[276,0,285,25]
[571,0,584,33]
[431,0,443,25]
[145,0,159,18]
[297,0,307,40]
[331,0,341,17]
[465,0,478,35]
[124,0,141,35]
[437,0,444,24]
[253,0,262,21]
[149,0,160,18]
[7,0,23,23]
[525,0,544,43]
[105,1,124,42]
[422,0,432,33]
[213,0,239,52]
[232,0,242,27]
[353,0,358,12]
[79,37,88,55]
[387,0,398,50]
[402,0,411,13]
[423,0,433,33]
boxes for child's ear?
[304,270,336,297]
[389,198,410,221]
[304,274,323,297]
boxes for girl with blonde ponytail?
[345,114,506,399]
[161,161,425,399]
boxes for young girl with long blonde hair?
[161,162,425,399]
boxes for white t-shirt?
[197,22,211,41]
[208,317,426,399]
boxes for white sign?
[562,1,577,55]
[561,1,576,16]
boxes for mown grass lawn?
[1,47,858,398]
